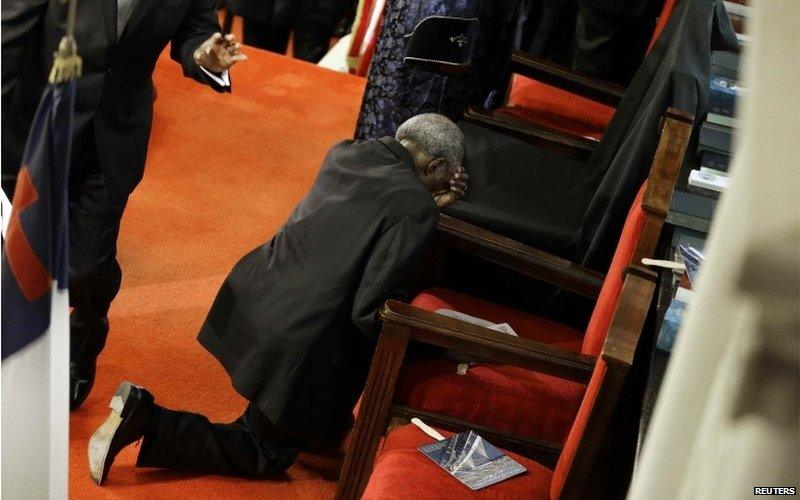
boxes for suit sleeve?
[170,0,230,92]
[2,0,48,113]
[351,206,438,340]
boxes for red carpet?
[69,47,365,498]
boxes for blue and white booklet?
[419,430,526,490]
[678,244,705,286]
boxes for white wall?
[628,1,799,498]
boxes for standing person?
[571,0,663,85]
[1,0,248,410]
[87,114,468,484]
[229,0,348,63]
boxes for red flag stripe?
[5,167,52,301]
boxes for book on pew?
[699,165,728,177]
[699,150,731,172]
[688,169,729,196]
[666,190,717,233]
[709,76,743,117]
[711,50,740,80]
[706,112,738,129]
[698,121,733,155]
[679,244,705,286]
[656,285,694,352]
[670,227,707,254]
[419,430,527,490]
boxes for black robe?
[198,137,438,441]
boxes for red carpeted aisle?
[69,48,365,499]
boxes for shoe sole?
[88,382,134,485]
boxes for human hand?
[449,165,468,197]
[433,166,469,209]
[194,33,247,73]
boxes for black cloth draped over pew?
[440,0,737,325]
[447,0,737,273]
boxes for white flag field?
[1,81,76,499]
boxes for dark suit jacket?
[229,0,344,27]
[198,137,438,441]
[2,0,227,200]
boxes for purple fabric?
[354,0,520,140]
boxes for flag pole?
[48,0,82,84]
[49,1,79,498]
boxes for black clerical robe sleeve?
[170,0,230,93]
[351,207,438,339]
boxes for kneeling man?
[88,113,467,484]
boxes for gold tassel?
[48,0,82,84]
[48,36,82,84]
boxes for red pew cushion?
[394,289,585,444]
[394,185,646,444]
[362,425,553,500]
[410,288,583,351]
[505,76,615,141]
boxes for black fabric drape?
[576,0,738,272]
[439,0,737,326]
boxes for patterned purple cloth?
[354,0,520,140]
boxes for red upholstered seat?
[394,185,648,444]
[503,78,614,142]
[397,289,585,443]
[362,425,553,500]
[410,288,584,351]
[363,359,611,499]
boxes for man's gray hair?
[395,113,465,167]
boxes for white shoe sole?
[87,382,133,485]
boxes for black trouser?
[137,404,300,477]
[241,17,335,63]
[68,126,126,368]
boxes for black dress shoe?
[70,359,96,411]
[88,381,155,485]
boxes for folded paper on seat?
[435,309,518,336]
[435,309,518,373]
